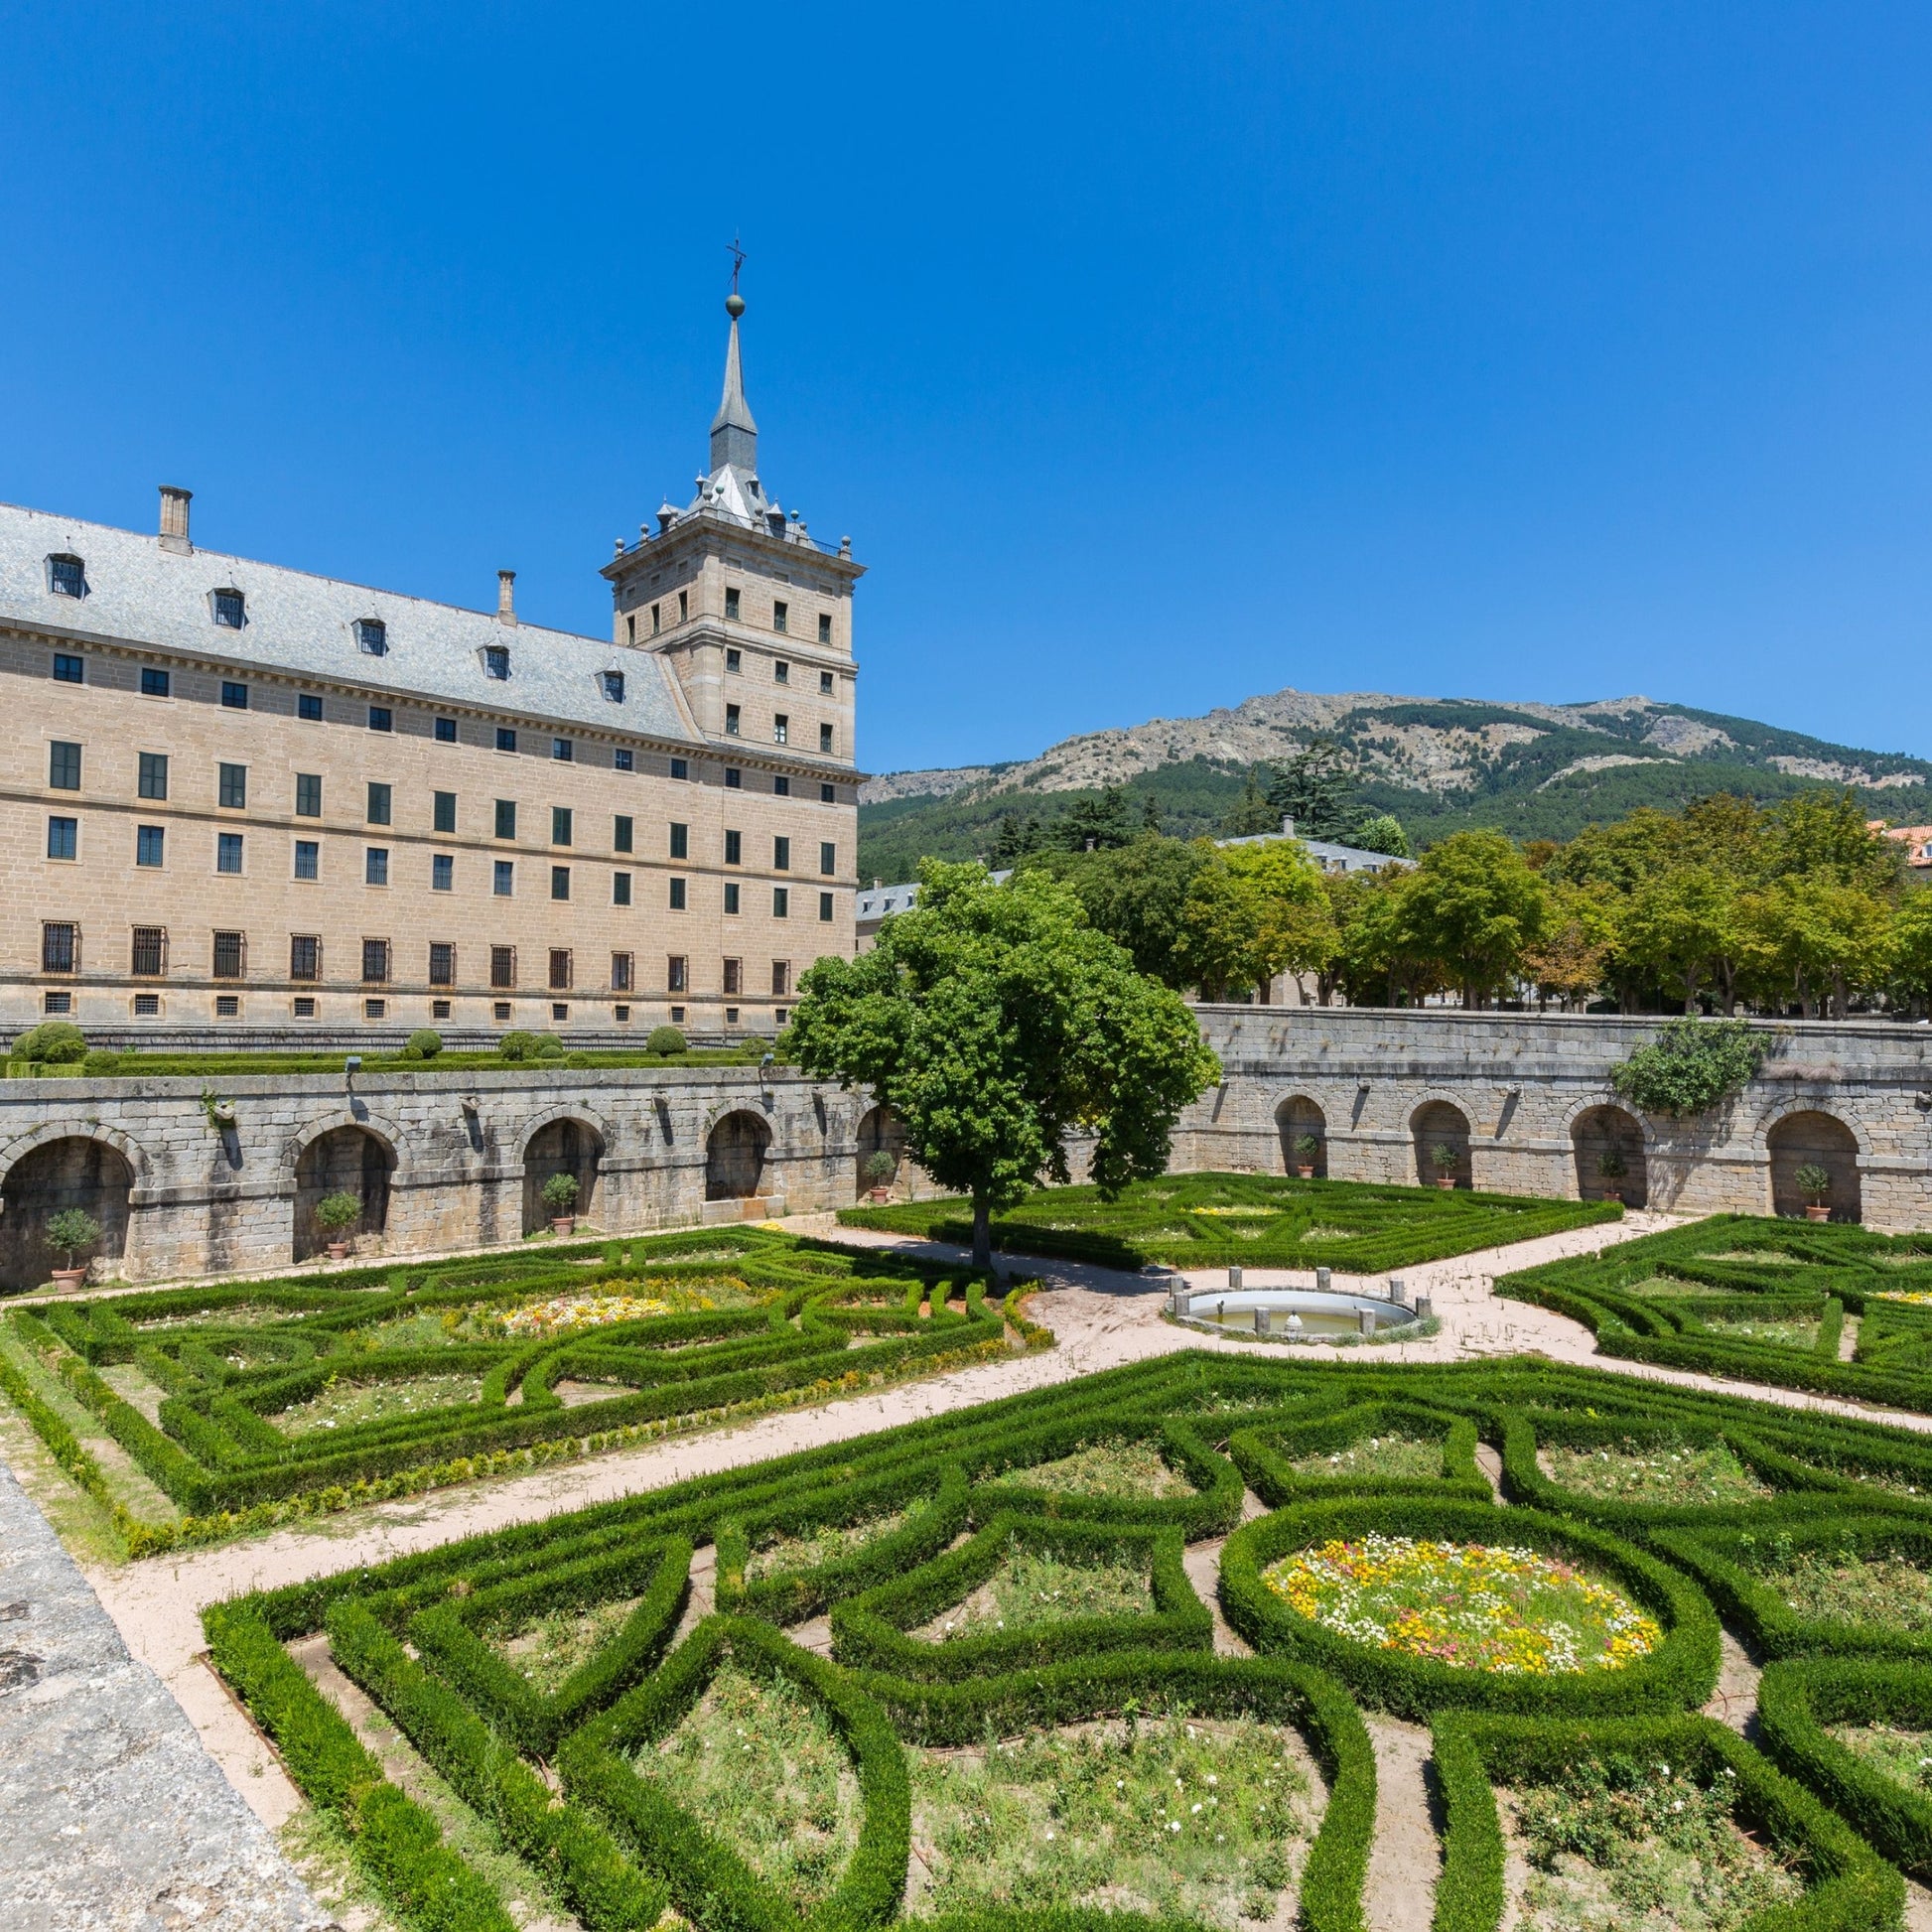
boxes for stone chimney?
[159,485,193,555]
[496,569,517,625]
[1282,814,1297,838]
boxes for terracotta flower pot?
[50,1267,85,1291]
[1296,1165,1315,1179]
[551,1215,576,1236]
[1804,1203,1830,1222]
[1435,1175,1455,1189]
[326,1240,348,1261]
[867,1186,893,1203]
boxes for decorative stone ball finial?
[726,292,746,319]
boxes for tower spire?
[709,257,758,474]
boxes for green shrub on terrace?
[10,1019,87,1064]
[840,1171,1618,1274]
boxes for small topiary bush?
[497,1031,538,1062]
[646,1026,687,1056]
[401,1029,444,1061]
[12,1020,87,1065]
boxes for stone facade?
[1178,1005,1932,1231]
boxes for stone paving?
[0,1459,331,1932]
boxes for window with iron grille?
[364,998,386,1019]
[41,923,76,973]
[667,954,688,993]
[365,847,388,887]
[548,948,572,991]
[49,741,80,790]
[429,942,455,986]
[49,555,85,598]
[295,772,322,816]
[211,931,245,979]
[723,957,742,996]
[138,752,168,800]
[290,935,320,981]
[216,832,243,875]
[294,840,319,881]
[212,588,245,628]
[215,995,240,1018]
[361,938,390,983]
[135,993,161,1017]
[490,945,516,989]
[612,952,633,993]
[218,762,247,809]
[432,853,453,892]
[132,927,165,977]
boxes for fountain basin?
[1172,1287,1418,1342]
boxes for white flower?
[1191,1803,1202,1814]
[1044,1831,1055,1842]
[1169,1821,1181,1834]
[1205,1775,1218,1785]
[1671,1799,1684,1813]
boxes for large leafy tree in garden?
[785,863,1220,1268]
[1614,866,1743,1014]
[1397,829,1552,1007]
[1019,834,1209,989]
[1174,839,1326,1001]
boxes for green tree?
[989,812,1047,869]
[1521,881,1615,1011]
[784,862,1219,1267]
[1055,787,1136,853]
[1175,839,1325,1001]
[1266,737,1358,840]
[1890,887,1932,1012]
[1738,875,1895,1019]
[1216,765,1282,837]
[1026,835,1209,988]
[1352,813,1409,858]
[1397,830,1551,1007]
[1765,788,1899,891]
[1614,866,1742,1014]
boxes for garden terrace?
[175,1347,1932,1932]
[840,1171,1619,1273]
[0,1227,1037,1554]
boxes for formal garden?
[840,1172,1620,1274]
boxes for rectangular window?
[49,741,81,790]
[614,814,633,853]
[551,805,573,846]
[213,589,245,628]
[138,753,168,800]
[292,996,316,1017]
[818,615,832,645]
[299,692,324,721]
[496,726,517,752]
[361,938,390,983]
[493,860,513,897]
[725,703,742,736]
[490,945,516,989]
[819,891,835,922]
[612,951,633,992]
[614,747,634,771]
[669,877,687,910]
[46,816,76,861]
[433,790,456,833]
[725,588,741,621]
[773,714,789,745]
[651,602,661,634]
[725,766,742,789]
[678,589,688,621]
[290,935,320,981]
[550,865,571,901]
[432,999,451,1019]
[366,781,392,825]
[355,620,386,655]
[432,853,454,892]
[669,821,689,860]
[435,716,458,743]
[364,998,386,1020]
[773,774,790,797]
[772,887,789,918]
[819,723,834,755]
[429,942,455,986]
[493,1001,512,1021]
[294,839,319,881]
[216,832,244,875]
[670,757,688,780]
[724,957,742,996]
[724,882,741,915]
[365,847,389,886]
[141,667,170,698]
[218,761,247,809]
[821,782,836,803]
[553,737,573,761]
[613,871,631,906]
[53,653,82,684]
[221,680,247,709]
[214,994,240,1019]
[724,829,742,866]
[494,798,517,839]
[369,705,392,732]
[820,841,836,876]
[773,604,788,635]
[44,990,72,1014]
[295,772,322,816]
[483,645,509,680]
[773,836,790,871]
[819,668,834,694]
[548,948,572,991]
[771,960,790,997]
[132,927,166,977]
[136,825,165,868]
[774,662,791,690]
[212,930,244,979]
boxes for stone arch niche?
[293,1126,394,1261]
[1572,1105,1648,1208]
[854,1104,909,1199]
[1412,1100,1472,1190]
[0,1137,134,1289]
[1277,1097,1328,1177]
[706,1110,772,1201]
[523,1118,604,1234]
[1768,1110,1862,1223]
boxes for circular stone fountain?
[1169,1285,1422,1343]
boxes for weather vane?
[728,234,746,294]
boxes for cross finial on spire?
[728,233,746,295]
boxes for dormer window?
[602,669,625,703]
[355,619,387,655]
[48,555,85,599]
[212,588,245,628]
[483,644,509,680]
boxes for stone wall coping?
[0,1063,837,1099]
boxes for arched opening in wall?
[1277,1097,1328,1177]
[706,1111,771,1201]
[855,1105,909,1200]
[0,1138,134,1290]
[523,1118,603,1234]
[294,1126,393,1261]
[1768,1111,1862,1223]
[1412,1101,1472,1190]
[1572,1106,1648,1208]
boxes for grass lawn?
[914,1540,1154,1641]
[1757,1547,1932,1630]
[1538,1439,1773,1507]
[1019,1439,1193,1500]
[1285,1433,1446,1483]
[275,1371,487,1436]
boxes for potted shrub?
[1431,1142,1459,1189]
[541,1171,580,1235]
[44,1207,100,1290]
[1292,1133,1320,1180]
[315,1189,362,1260]
[1596,1147,1628,1204]
[1794,1163,1833,1222]
[862,1149,897,1202]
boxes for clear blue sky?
[5,4,1931,774]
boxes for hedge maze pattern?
[841,1173,1620,1275]
[0,1228,1040,1552]
[200,1343,1932,1932]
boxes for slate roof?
[0,500,700,745]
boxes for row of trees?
[1018,788,1932,1018]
